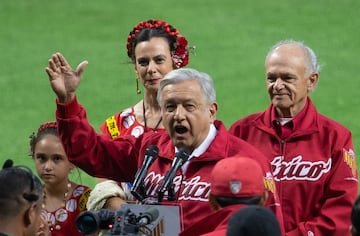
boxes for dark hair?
[215,195,262,207]
[126,19,189,68]
[128,27,177,62]
[352,196,360,236]
[227,205,281,236]
[0,164,42,218]
[29,121,58,157]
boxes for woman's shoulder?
[71,184,92,196]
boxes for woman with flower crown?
[44,19,190,213]
[100,19,189,140]
[29,121,91,236]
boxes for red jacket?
[55,97,284,233]
[180,204,247,236]
[229,98,358,236]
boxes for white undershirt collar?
[177,123,217,173]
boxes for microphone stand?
[157,181,176,203]
[157,148,190,203]
[167,185,176,201]
[132,184,147,203]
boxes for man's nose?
[273,78,285,90]
[174,106,185,121]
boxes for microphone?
[158,148,190,202]
[131,145,159,201]
[137,207,160,225]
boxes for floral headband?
[38,121,57,132]
[29,121,58,156]
[126,19,189,68]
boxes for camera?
[76,208,115,235]
[76,205,159,236]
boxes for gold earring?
[136,79,141,94]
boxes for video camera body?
[77,146,187,235]
[76,205,159,236]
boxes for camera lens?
[76,209,115,235]
[76,212,99,235]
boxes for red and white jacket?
[55,97,284,233]
[229,97,358,236]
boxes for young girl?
[29,121,91,235]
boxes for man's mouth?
[175,125,188,134]
[273,93,289,96]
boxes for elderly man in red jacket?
[230,40,358,236]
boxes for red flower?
[127,19,190,67]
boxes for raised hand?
[45,52,88,103]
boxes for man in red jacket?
[229,40,358,236]
[45,54,284,234]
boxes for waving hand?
[45,52,88,103]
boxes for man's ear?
[23,203,37,227]
[209,102,218,122]
[208,193,221,211]
[258,191,269,206]
[307,73,319,92]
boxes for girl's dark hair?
[29,121,58,157]
[29,122,83,183]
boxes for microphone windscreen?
[176,148,190,162]
[145,145,159,157]
[138,207,160,224]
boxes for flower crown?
[38,121,57,133]
[126,19,189,68]
[29,121,58,157]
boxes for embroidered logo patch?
[264,172,276,194]
[229,181,242,194]
[344,148,357,176]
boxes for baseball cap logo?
[229,181,242,194]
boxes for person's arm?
[87,180,129,211]
[45,53,139,182]
[287,133,358,236]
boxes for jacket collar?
[254,97,319,137]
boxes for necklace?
[143,100,162,132]
[42,182,71,231]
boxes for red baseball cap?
[210,156,265,197]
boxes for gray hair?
[157,68,216,105]
[266,39,321,76]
